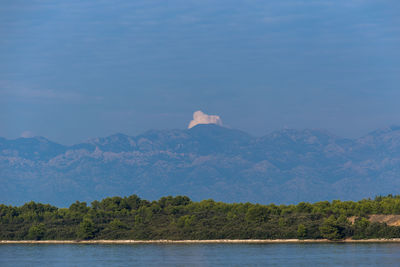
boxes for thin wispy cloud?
[0,81,83,101]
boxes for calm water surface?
[1,243,400,266]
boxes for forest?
[2,195,400,241]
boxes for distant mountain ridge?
[2,124,400,206]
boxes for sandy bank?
[3,239,400,244]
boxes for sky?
[1,0,399,144]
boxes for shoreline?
[3,239,400,244]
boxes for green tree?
[109,219,128,230]
[297,224,307,239]
[177,215,196,228]
[319,216,345,240]
[69,201,89,214]
[353,217,370,239]
[77,218,95,240]
[27,223,46,240]
[245,205,269,223]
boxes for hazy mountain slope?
[2,124,400,206]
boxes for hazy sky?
[1,0,399,144]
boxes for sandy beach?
[2,239,400,244]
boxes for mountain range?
[2,124,400,207]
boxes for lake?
[1,243,400,266]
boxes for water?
[1,243,400,266]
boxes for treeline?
[2,195,400,241]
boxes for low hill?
[3,194,400,241]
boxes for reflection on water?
[1,243,400,266]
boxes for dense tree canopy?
[2,195,400,240]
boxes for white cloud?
[0,81,83,101]
[188,110,222,129]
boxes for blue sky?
[1,0,399,144]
